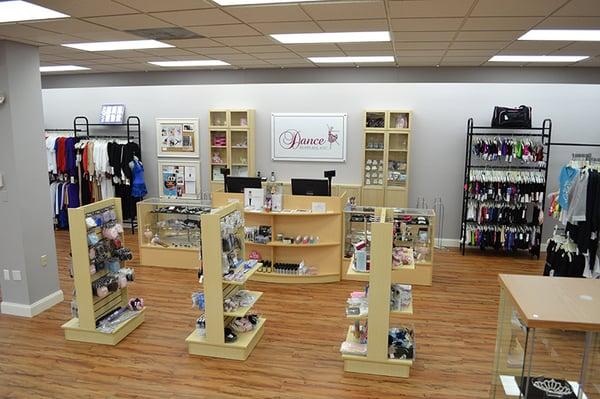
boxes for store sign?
[271,113,347,162]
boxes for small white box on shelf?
[244,188,264,211]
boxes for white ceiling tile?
[337,42,392,51]
[445,49,498,56]
[115,0,214,12]
[217,53,260,60]
[39,54,69,61]
[395,49,446,57]
[442,56,490,63]
[395,56,442,65]
[232,59,271,66]
[294,49,346,56]
[224,5,310,23]
[251,21,321,34]
[462,17,542,31]
[186,24,260,37]
[150,9,239,26]
[23,19,113,34]
[72,31,143,41]
[537,16,600,28]
[163,38,223,48]
[137,48,198,56]
[302,1,386,20]
[394,41,450,49]
[571,56,600,66]
[471,0,568,17]
[216,35,275,46]
[85,14,173,30]
[343,50,395,56]
[80,49,151,57]
[388,0,475,18]
[29,0,138,17]
[188,46,242,55]
[556,42,600,52]
[390,18,462,31]
[394,31,456,41]
[253,52,302,60]
[0,25,82,45]
[554,0,600,16]
[550,47,600,56]
[496,49,551,55]
[503,41,566,51]
[455,31,523,41]
[441,59,486,65]
[449,41,509,50]
[317,19,389,32]
[284,43,342,52]
[233,44,290,53]
[87,57,140,64]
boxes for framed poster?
[271,113,347,162]
[156,118,200,157]
[99,104,125,124]
[158,160,200,199]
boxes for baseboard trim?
[1,289,64,317]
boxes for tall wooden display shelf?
[212,192,343,283]
[62,198,145,345]
[209,109,255,189]
[186,202,265,360]
[362,110,412,207]
[341,207,419,377]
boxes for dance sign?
[271,113,347,162]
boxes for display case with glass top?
[137,197,212,269]
[386,208,435,266]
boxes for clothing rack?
[73,115,143,234]
[460,118,552,258]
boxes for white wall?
[42,83,600,240]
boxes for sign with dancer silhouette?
[271,113,347,162]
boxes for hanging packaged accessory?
[491,105,532,128]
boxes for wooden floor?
[0,231,547,399]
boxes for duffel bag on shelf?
[491,105,532,128]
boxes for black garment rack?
[73,116,142,233]
[460,118,553,258]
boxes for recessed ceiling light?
[309,56,395,63]
[40,65,90,72]
[0,0,68,23]
[214,0,320,4]
[62,40,173,52]
[272,31,390,44]
[519,30,600,41]
[148,60,230,67]
[489,55,589,63]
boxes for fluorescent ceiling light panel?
[40,65,90,72]
[309,56,394,63]
[272,31,390,44]
[519,30,600,42]
[489,55,589,63]
[0,0,68,23]
[148,60,230,67]
[214,0,320,4]
[62,40,173,51]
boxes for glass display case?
[137,197,212,269]
[343,206,379,259]
[491,275,600,399]
[385,208,435,265]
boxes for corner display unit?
[344,207,435,286]
[459,118,552,259]
[136,197,212,269]
[62,198,145,345]
[186,202,265,360]
[212,192,344,283]
[490,274,599,399]
[362,110,411,207]
[340,207,427,378]
[209,109,255,189]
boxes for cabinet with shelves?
[209,109,255,182]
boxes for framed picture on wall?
[156,118,200,157]
[158,160,200,199]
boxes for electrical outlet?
[12,270,21,281]
[3,269,9,280]
[40,255,48,267]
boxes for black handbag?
[491,105,532,128]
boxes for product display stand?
[212,192,343,283]
[459,118,552,258]
[341,208,417,377]
[208,109,255,189]
[186,202,265,360]
[62,198,145,345]
[362,110,411,207]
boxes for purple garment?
[65,138,77,176]
[67,183,80,208]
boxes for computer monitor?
[291,178,330,196]
[224,176,262,193]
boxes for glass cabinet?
[343,206,379,259]
[385,208,435,265]
[491,275,600,399]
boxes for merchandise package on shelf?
[388,327,415,361]
[345,284,412,317]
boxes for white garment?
[45,135,58,174]
[564,170,588,224]
[99,176,114,200]
[49,182,57,217]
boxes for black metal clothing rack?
[73,116,143,233]
[460,118,553,258]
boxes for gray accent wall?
[0,40,61,307]
[41,81,600,241]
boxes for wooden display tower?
[212,192,344,283]
[342,208,421,378]
[62,198,145,345]
[361,110,412,207]
[186,202,265,360]
[209,109,255,191]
